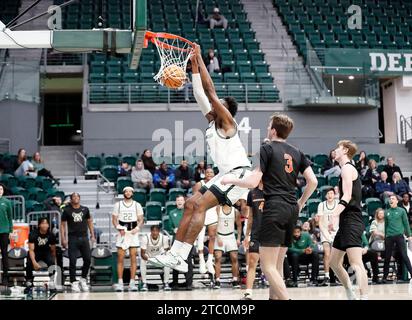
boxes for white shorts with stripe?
[116,232,140,250]
[214,233,238,253]
[201,166,251,206]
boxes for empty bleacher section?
[54,0,281,104]
[0,0,21,25]
[274,0,412,61]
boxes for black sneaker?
[318,278,329,287]
[308,280,319,287]
[241,293,253,300]
[232,280,240,289]
[286,280,298,288]
[213,281,221,289]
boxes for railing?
[0,138,10,153]
[87,82,281,106]
[5,195,25,222]
[41,50,83,66]
[262,2,288,58]
[0,49,8,82]
[0,59,40,103]
[306,41,329,96]
[37,115,44,144]
[400,115,412,144]
[73,150,87,184]
[96,172,113,209]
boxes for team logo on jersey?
[72,212,83,222]
[37,237,48,246]
[97,248,105,256]
[258,202,265,212]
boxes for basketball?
[161,64,186,89]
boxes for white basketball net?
[152,35,193,88]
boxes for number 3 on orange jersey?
[284,153,294,173]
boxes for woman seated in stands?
[323,150,341,177]
[14,148,36,177]
[355,151,369,177]
[32,152,60,185]
[141,149,157,175]
[194,161,206,182]
[391,172,412,198]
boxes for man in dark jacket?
[383,157,403,184]
[175,160,194,190]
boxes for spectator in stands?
[131,160,153,191]
[391,172,412,198]
[375,171,394,201]
[168,195,195,290]
[175,159,194,190]
[369,208,385,245]
[32,152,60,186]
[169,195,185,235]
[118,161,132,177]
[382,195,412,283]
[14,148,36,177]
[309,215,320,234]
[0,183,12,285]
[362,159,380,198]
[194,161,206,182]
[287,226,320,287]
[207,7,228,30]
[400,193,412,227]
[61,192,95,292]
[205,49,220,74]
[355,151,369,177]
[154,162,175,190]
[383,157,403,184]
[25,217,57,292]
[323,150,341,177]
[301,221,310,233]
[141,149,157,175]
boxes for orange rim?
[144,31,195,52]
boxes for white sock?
[199,253,205,263]
[179,242,193,260]
[216,278,220,282]
[207,254,213,262]
[118,279,123,284]
[360,294,368,300]
[233,277,238,281]
[325,272,329,278]
[245,289,253,296]
[170,240,183,255]
[130,279,135,285]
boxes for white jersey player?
[317,187,339,285]
[213,204,242,289]
[112,186,144,292]
[193,168,218,275]
[140,225,171,291]
[149,43,252,273]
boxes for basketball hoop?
[144,31,195,88]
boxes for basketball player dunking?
[149,44,251,272]
[221,114,318,300]
[329,140,368,300]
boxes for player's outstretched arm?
[191,53,214,122]
[298,166,318,211]
[193,44,234,129]
[221,168,263,189]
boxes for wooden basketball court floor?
[52,283,412,300]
